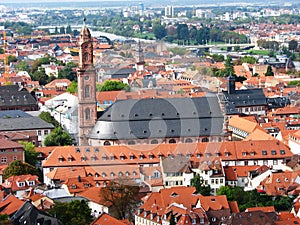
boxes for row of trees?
[153,22,248,45]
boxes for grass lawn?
[246,49,271,56]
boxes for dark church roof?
[222,89,267,115]
[0,117,54,132]
[0,85,38,109]
[90,94,224,140]
[104,68,136,79]
[0,110,32,119]
[11,201,61,225]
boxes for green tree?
[288,80,300,86]
[169,211,176,225]
[58,62,77,81]
[153,23,167,40]
[32,68,49,86]
[100,179,140,221]
[19,141,38,166]
[217,186,273,212]
[289,40,298,52]
[167,47,187,56]
[60,26,65,34]
[177,24,189,43]
[44,127,73,146]
[66,25,72,34]
[3,160,39,180]
[0,47,4,54]
[39,111,60,127]
[212,54,225,62]
[7,55,18,63]
[190,174,211,196]
[274,196,292,211]
[241,56,257,64]
[265,65,274,76]
[66,81,78,94]
[15,61,30,72]
[49,200,93,225]
[99,80,130,92]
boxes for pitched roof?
[0,194,24,216]
[91,213,129,225]
[90,95,224,140]
[0,117,54,131]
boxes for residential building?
[0,85,38,111]
[161,155,193,188]
[3,175,40,199]
[0,139,24,165]
[135,186,233,225]
[0,113,54,146]
[221,75,267,115]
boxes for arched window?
[84,85,90,98]
[202,137,209,142]
[85,108,91,120]
[185,138,193,143]
[103,141,111,146]
[169,139,176,144]
[151,139,158,144]
[128,140,136,145]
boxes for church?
[77,23,227,146]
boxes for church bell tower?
[77,19,97,146]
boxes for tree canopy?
[98,80,130,92]
[153,23,167,40]
[19,141,38,166]
[217,186,278,212]
[3,160,39,180]
[39,111,60,127]
[99,179,140,221]
[66,81,78,94]
[190,174,211,196]
[49,200,93,225]
[44,127,73,146]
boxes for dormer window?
[196,153,201,158]
[262,150,267,155]
[280,150,285,155]
[18,182,25,187]
[271,150,277,155]
[250,151,255,156]
[68,157,72,162]
[81,156,86,162]
[120,155,125,160]
[102,155,108,161]
[133,171,137,176]
[139,154,144,160]
[225,152,229,157]
[130,155,134,160]
[91,155,96,161]
[242,152,247,156]
[118,172,123,177]
[70,185,77,189]
[110,172,115,177]
[102,173,106,178]
[28,181,35,186]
